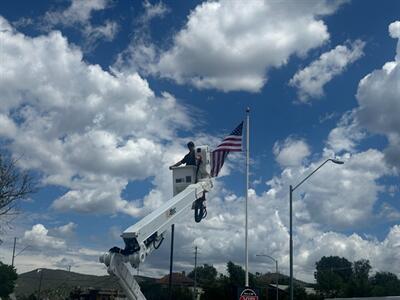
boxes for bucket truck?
[100,146,213,300]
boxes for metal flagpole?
[245,107,250,287]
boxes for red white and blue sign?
[239,288,259,300]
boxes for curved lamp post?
[256,254,279,300]
[289,158,344,300]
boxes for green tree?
[370,272,400,296]
[227,261,245,286]
[294,284,308,300]
[0,261,18,299]
[188,264,225,300]
[188,264,218,286]
[346,259,371,297]
[314,256,352,298]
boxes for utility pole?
[168,224,175,300]
[11,237,16,267]
[193,246,198,300]
[11,238,30,268]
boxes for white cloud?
[121,0,348,92]
[23,224,66,250]
[135,133,397,281]
[43,0,118,48]
[290,40,365,102]
[295,225,400,281]
[45,0,108,25]
[356,21,400,170]
[273,137,310,167]
[0,16,191,216]
[379,203,400,222]
[300,150,390,229]
[144,154,398,281]
[0,221,110,274]
[1,12,399,285]
[327,111,365,153]
[140,0,169,24]
[389,20,400,39]
[53,222,77,237]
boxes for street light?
[256,254,279,300]
[289,158,344,300]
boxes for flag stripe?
[211,121,243,177]
[223,137,242,141]
[216,143,242,148]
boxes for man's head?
[187,141,195,151]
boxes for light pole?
[256,254,279,300]
[289,158,344,300]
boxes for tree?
[0,154,35,218]
[227,261,256,287]
[370,272,400,296]
[227,261,245,286]
[0,261,18,299]
[346,259,371,297]
[188,264,218,286]
[188,264,224,300]
[293,284,308,300]
[314,256,352,298]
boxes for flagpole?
[245,107,250,287]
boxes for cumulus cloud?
[144,147,398,281]
[120,0,348,92]
[0,16,191,216]
[389,21,400,46]
[136,123,397,280]
[295,225,400,281]
[273,137,311,167]
[1,12,399,284]
[290,40,365,102]
[327,111,365,153]
[53,222,77,237]
[23,224,66,250]
[356,21,400,170]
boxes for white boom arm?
[100,147,213,299]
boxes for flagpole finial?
[246,107,250,113]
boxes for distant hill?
[14,268,313,299]
[15,268,155,299]
[256,272,313,287]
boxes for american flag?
[211,121,243,177]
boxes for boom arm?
[100,178,213,300]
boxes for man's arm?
[169,154,189,169]
[169,160,183,170]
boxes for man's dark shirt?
[181,151,196,166]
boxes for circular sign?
[239,288,258,300]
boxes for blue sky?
[0,0,399,282]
